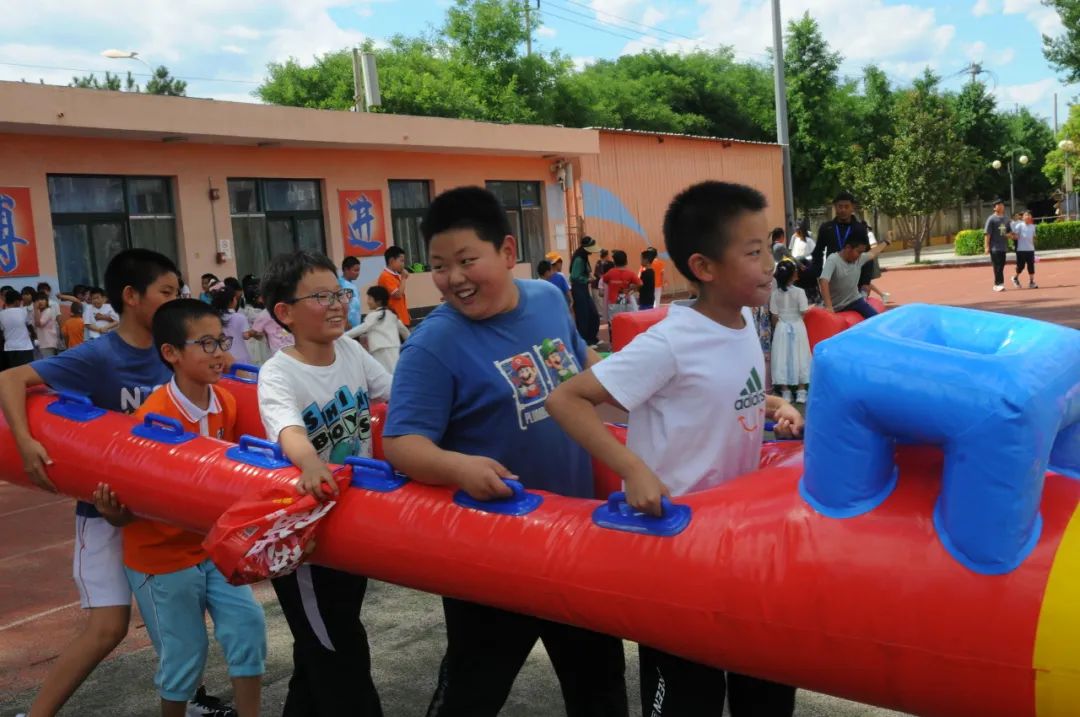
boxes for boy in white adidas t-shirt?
[547,181,804,717]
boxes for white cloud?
[971,0,994,16]
[997,47,1016,66]
[572,56,598,71]
[590,0,646,18]
[994,78,1058,106]
[966,41,987,62]
[0,1,381,101]
[1003,0,1065,37]
[537,25,558,38]
[642,6,667,27]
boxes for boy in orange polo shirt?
[92,299,265,717]
[378,245,411,326]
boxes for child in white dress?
[769,260,811,404]
[346,285,410,373]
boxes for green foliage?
[951,80,1009,200]
[844,73,978,260]
[1043,104,1080,187]
[70,67,185,96]
[1043,0,1080,82]
[1035,220,1080,249]
[784,13,845,213]
[954,229,985,256]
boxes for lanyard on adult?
[835,223,852,249]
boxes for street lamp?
[991,151,1030,216]
[101,49,151,68]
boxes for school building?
[0,81,784,315]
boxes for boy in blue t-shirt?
[384,187,628,717]
[0,250,213,716]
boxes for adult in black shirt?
[811,192,870,278]
[637,250,656,309]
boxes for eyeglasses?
[286,288,355,307]
[184,335,234,354]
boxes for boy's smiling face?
[162,315,228,385]
[275,268,347,343]
[695,209,774,310]
[429,228,518,321]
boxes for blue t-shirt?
[33,331,172,516]
[546,272,571,298]
[385,279,593,497]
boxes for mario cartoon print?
[537,338,580,387]
[495,350,552,430]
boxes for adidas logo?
[734,367,766,410]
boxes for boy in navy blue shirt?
[0,250,228,717]
[384,187,627,717]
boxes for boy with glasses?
[91,299,266,717]
[257,251,391,716]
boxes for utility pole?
[525,0,532,57]
[771,0,795,230]
[351,47,364,112]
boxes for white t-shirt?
[789,234,815,259]
[0,307,33,351]
[345,308,411,352]
[258,336,392,463]
[591,304,765,497]
[1015,223,1036,252]
[85,302,119,340]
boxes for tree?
[1042,103,1080,188]
[783,13,848,214]
[843,71,977,262]
[1042,0,1080,82]
[70,66,185,95]
[1002,108,1056,204]
[144,66,187,96]
[951,80,1009,200]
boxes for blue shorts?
[126,559,267,702]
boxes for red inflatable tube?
[611,298,887,353]
[4,391,1079,717]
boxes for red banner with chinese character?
[0,187,40,277]
[338,189,387,258]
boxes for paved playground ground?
[3,260,1076,716]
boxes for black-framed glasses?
[184,335,234,354]
[286,288,355,307]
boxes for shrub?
[1035,220,1080,250]
[954,229,984,256]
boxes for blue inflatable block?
[799,304,1080,575]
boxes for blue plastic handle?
[223,363,260,384]
[131,412,196,445]
[46,391,106,422]
[591,491,691,537]
[453,478,543,516]
[226,435,291,469]
[344,456,407,493]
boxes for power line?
[545,0,700,44]
[0,61,260,86]
[537,7,647,44]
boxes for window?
[47,175,178,291]
[485,181,544,264]
[388,180,431,268]
[228,179,325,279]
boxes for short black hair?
[663,181,767,284]
[537,260,552,275]
[261,251,338,331]
[36,281,51,293]
[844,235,872,250]
[3,288,19,305]
[89,286,105,297]
[833,191,856,204]
[342,256,361,271]
[612,250,628,267]
[201,273,219,283]
[103,249,179,316]
[384,245,406,262]
[69,301,83,317]
[770,227,786,241]
[367,284,390,307]
[71,284,87,296]
[152,298,223,371]
[21,286,34,297]
[33,291,48,303]
[421,186,512,249]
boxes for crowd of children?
[0,179,864,717]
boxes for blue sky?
[0,0,1075,129]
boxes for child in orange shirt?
[93,299,265,717]
[61,302,85,350]
[378,245,411,326]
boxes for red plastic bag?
[203,476,348,585]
